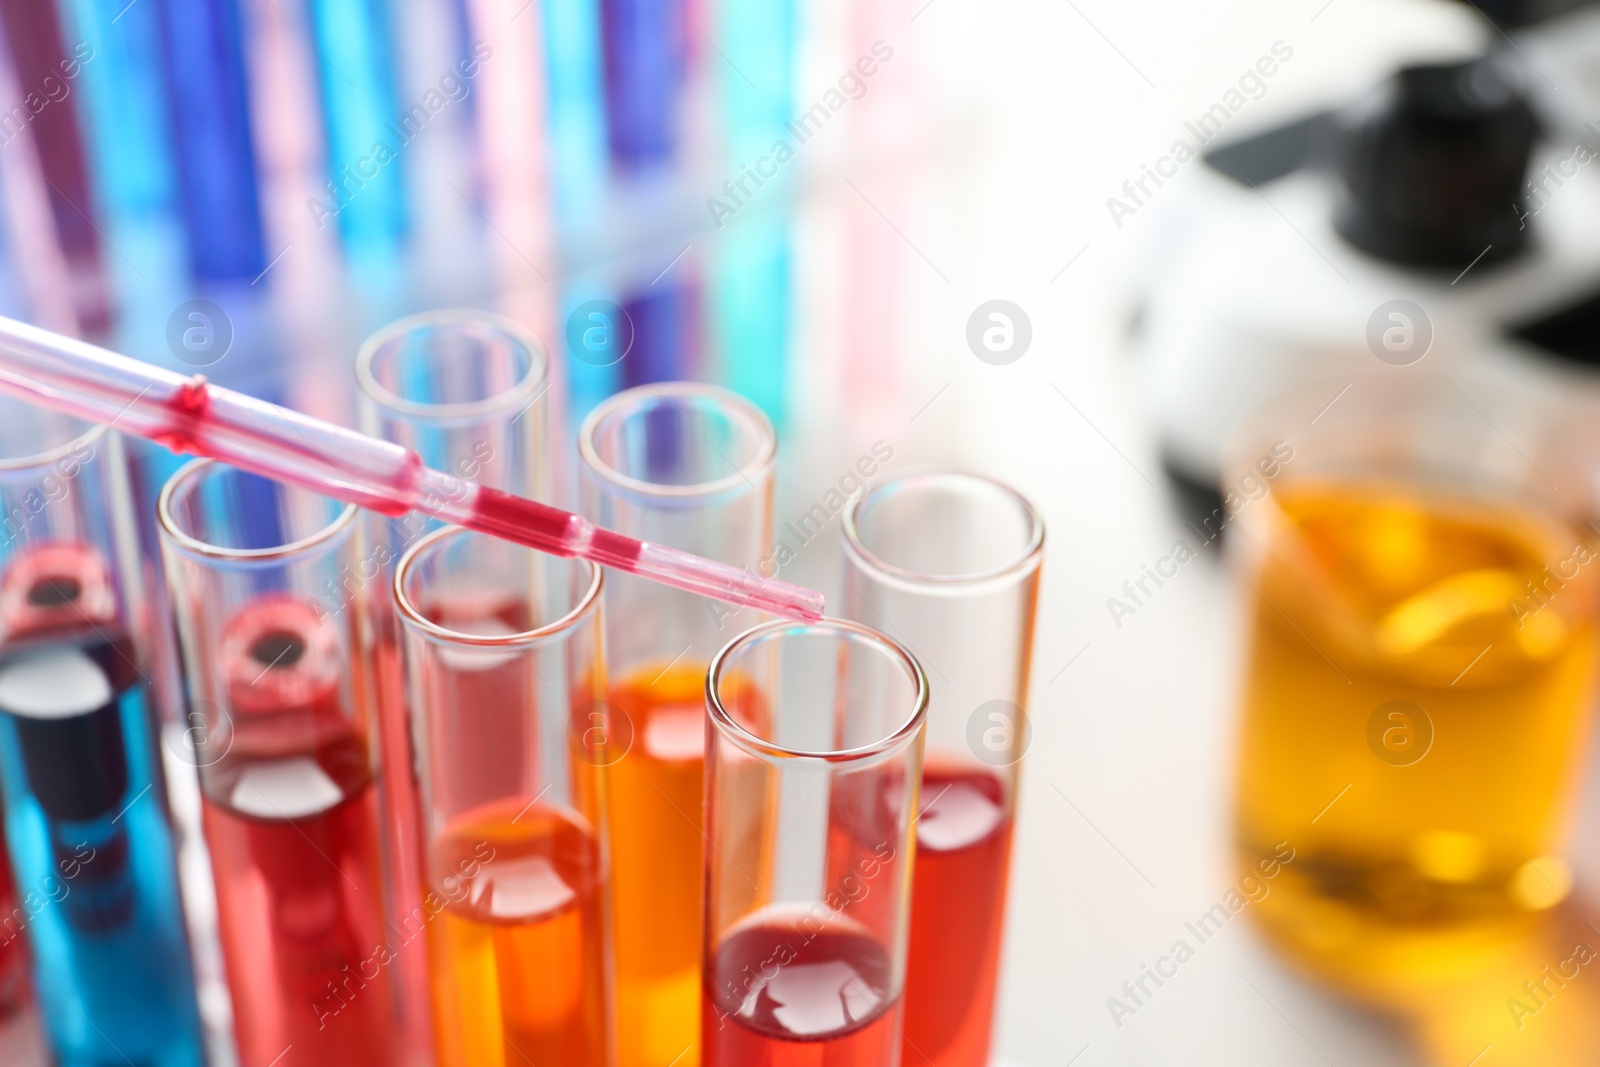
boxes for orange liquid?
[606,663,709,1067]
[1235,484,1599,1001]
[427,799,608,1067]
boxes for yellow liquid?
[606,664,709,1067]
[428,801,608,1067]
[1235,484,1599,1001]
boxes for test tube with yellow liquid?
[1229,376,1600,1004]
[394,527,611,1066]
[577,384,776,1067]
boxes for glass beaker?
[1228,374,1600,1001]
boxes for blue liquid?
[600,0,685,170]
[153,0,265,282]
[0,636,202,1066]
[712,219,791,425]
[307,0,408,259]
[619,279,694,390]
[543,0,609,222]
[712,0,794,424]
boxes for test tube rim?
[705,617,930,764]
[842,466,1046,592]
[0,408,106,475]
[354,308,551,424]
[577,381,777,504]
[157,457,360,566]
[392,523,605,648]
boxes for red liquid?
[409,590,538,819]
[702,911,901,1066]
[902,767,1015,1067]
[200,596,395,1066]
[471,488,607,559]
[0,844,23,1015]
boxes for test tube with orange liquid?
[1228,377,1600,1004]
[355,310,554,1056]
[577,383,776,1067]
[394,525,610,1066]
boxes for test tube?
[702,618,928,1064]
[577,382,775,1067]
[355,310,552,509]
[0,399,202,1065]
[356,309,552,1049]
[840,469,1044,1067]
[158,460,397,1066]
[393,525,609,1066]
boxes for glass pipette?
[0,316,825,623]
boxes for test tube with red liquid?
[702,619,928,1066]
[394,525,611,1066]
[841,470,1044,1067]
[158,459,396,1067]
[355,310,554,1054]
[577,383,776,1067]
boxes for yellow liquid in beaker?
[1234,483,1598,1001]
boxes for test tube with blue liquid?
[0,397,202,1066]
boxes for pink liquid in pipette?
[0,338,822,619]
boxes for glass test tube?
[394,526,609,1067]
[0,399,201,1065]
[702,619,928,1065]
[841,470,1044,1067]
[577,382,775,1067]
[1227,377,1600,1000]
[158,460,396,1066]
[355,309,552,1053]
